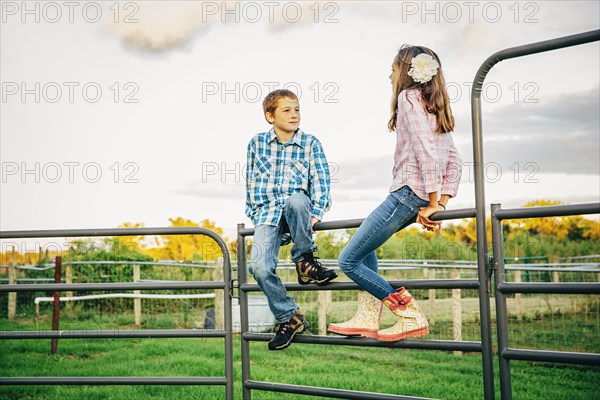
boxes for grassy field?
[1,315,599,400]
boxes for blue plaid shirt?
[245,128,331,227]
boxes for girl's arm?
[420,132,463,230]
[440,136,463,198]
[417,192,445,232]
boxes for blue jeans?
[338,185,430,300]
[249,192,317,323]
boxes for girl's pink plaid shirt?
[390,89,463,201]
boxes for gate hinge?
[228,279,239,299]
[487,256,496,278]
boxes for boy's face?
[266,97,300,135]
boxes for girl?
[328,45,462,342]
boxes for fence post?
[51,256,62,354]
[318,291,332,335]
[514,269,522,321]
[428,268,436,325]
[213,257,224,329]
[8,246,17,320]
[133,263,141,327]
[551,256,561,284]
[452,268,462,356]
[65,262,73,314]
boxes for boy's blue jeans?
[249,192,318,323]
[338,185,430,300]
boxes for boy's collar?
[267,128,305,148]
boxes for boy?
[245,89,338,350]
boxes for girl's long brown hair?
[388,45,454,133]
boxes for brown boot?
[295,252,338,286]
[328,290,382,338]
[268,310,309,351]
[377,287,429,342]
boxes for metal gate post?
[222,237,234,400]
[491,204,512,400]
[471,77,496,400]
[237,223,252,400]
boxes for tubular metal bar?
[493,203,600,220]
[498,282,600,294]
[240,279,479,292]
[472,45,496,398]
[472,30,600,94]
[0,226,229,239]
[1,329,227,340]
[470,29,600,400]
[237,208,477,236]
[221,236,234,400]
[0,377,227,386]
[243,333,482,353]
[491,204,512,400]
[245,380,435,400]
[0,281,225,293]
[237,224,252,400]
[502,349,600,366]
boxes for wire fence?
[2,257,598,353]
[0,260,221,332]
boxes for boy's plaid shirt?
[245,128,331,227]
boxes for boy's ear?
[265,112,275,124]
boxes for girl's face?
[389,60,401,90]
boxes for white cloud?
[1,1,598,237]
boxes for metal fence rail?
[0,227,234,400]
[236,207,495,400]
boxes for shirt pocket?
[254,156,272,178]
[286,160,309,184]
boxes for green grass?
[1,316,599,400]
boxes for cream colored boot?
[327,290,382,338]
[377,287,429,342]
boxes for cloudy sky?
[1,1,599,244]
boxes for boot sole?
[327,325,378,339]
[297,272,338,286]
[377,326,429,342]
[269,321,309,351]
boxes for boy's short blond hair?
[262,89,299,124]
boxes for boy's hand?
[311,217,319,233]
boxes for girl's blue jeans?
[249,192,318,323]
[338,185,430,300]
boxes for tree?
[117,221,147,252]
[150,217,225,262]
[508,200,600,241]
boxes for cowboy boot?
[327,290,382,338]
[377,287,429,342]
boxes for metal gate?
[0,227,234,399]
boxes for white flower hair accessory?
[408,53,439,84]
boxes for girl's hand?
[417,204,444,233]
